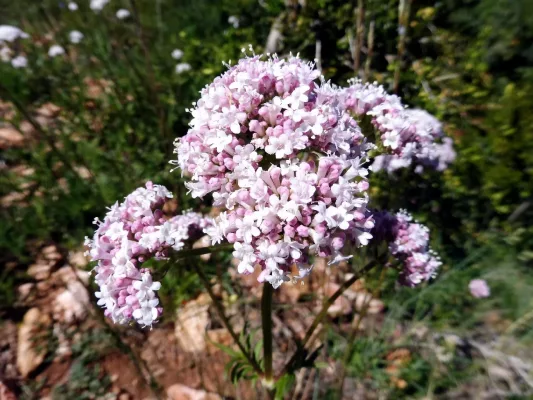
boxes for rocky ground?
[0,237,388,399]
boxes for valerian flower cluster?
[85,182,211,327]
[173,53,449,289]
[86,53,452,327]
[174,54,376,288]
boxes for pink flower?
[469,279,490,298]
[85,182,212,327]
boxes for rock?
[19,120,36,136]
[17,283,34,302]
[206,329,234,354]
[167,384,221,400]
[17,308,51,377]
[52,281,90,323]
[324,283,352,318]
[35,103,61,118]
[40,245,62,262]
[27,245,63,280]
[0,127,24,149]
[83,77,113,100]
[175,294,211,353]
[68,250,89,269]
[52,266,90,286]
[0,191,28,207]
[27,263,52,280]
[73,166,91,179]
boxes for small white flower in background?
[68,2,78,10]
[469,279,490,298]
[0,25,29,42]
[228,15,239,28]
[48,45,65,57]
[171,48,183,60]
[69,30,84,44]
[175,62,191,74]
[116,9,131,19]
[90,0,109,12]
[11,55,27,68]
[0,46,12,62]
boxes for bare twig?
[353,0,365,74]
[279,260,377,377]
[393,0,412,93]
[364,21,375,81]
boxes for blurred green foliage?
[1,0,533,397]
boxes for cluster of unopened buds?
[85,182,211,327]
[373,211,441,287]
[87,52,453,326]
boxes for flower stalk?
[261,283,275,385]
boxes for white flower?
[11,55,27,68]
[0,25,29,42]
[0,46,11,62]
[133,273,161,301]
[116,9,131,19]
[266,269,289,289]
[90,0,109,12]
[171,48,183,60]
[205,130,232,152]
[257,240,288,271]
[175,62,191,74]
[48,45,65,57]
[106,222,126,241]
[68,2,78,11]
[235,214,260,243]
[312,202,354,230]
[69,30,84,44]
[95,284,116,310]
[228,15,239,28]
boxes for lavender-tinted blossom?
[175,62,191,74]
[389,211,441,286]
[228,16,240,28]
[69,30,84,44]
[171,49,183,60]
[68,2,78,10]
[0,25,29,42]
[469,279,490,298]
[372,210,441,286]
[85,182,212,327]
[342,84,454,173]
[48,45,65,57]
[174,53,375,288]
[11,55,27,68]
[90,0,109,12]
[116,9,131,19]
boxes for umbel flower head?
[372,210,441,287]
[172,52,451,288]
[173,51,386,288]
[85,182,212,327]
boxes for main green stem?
[191,257,263,376]
[262,283,274,384]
